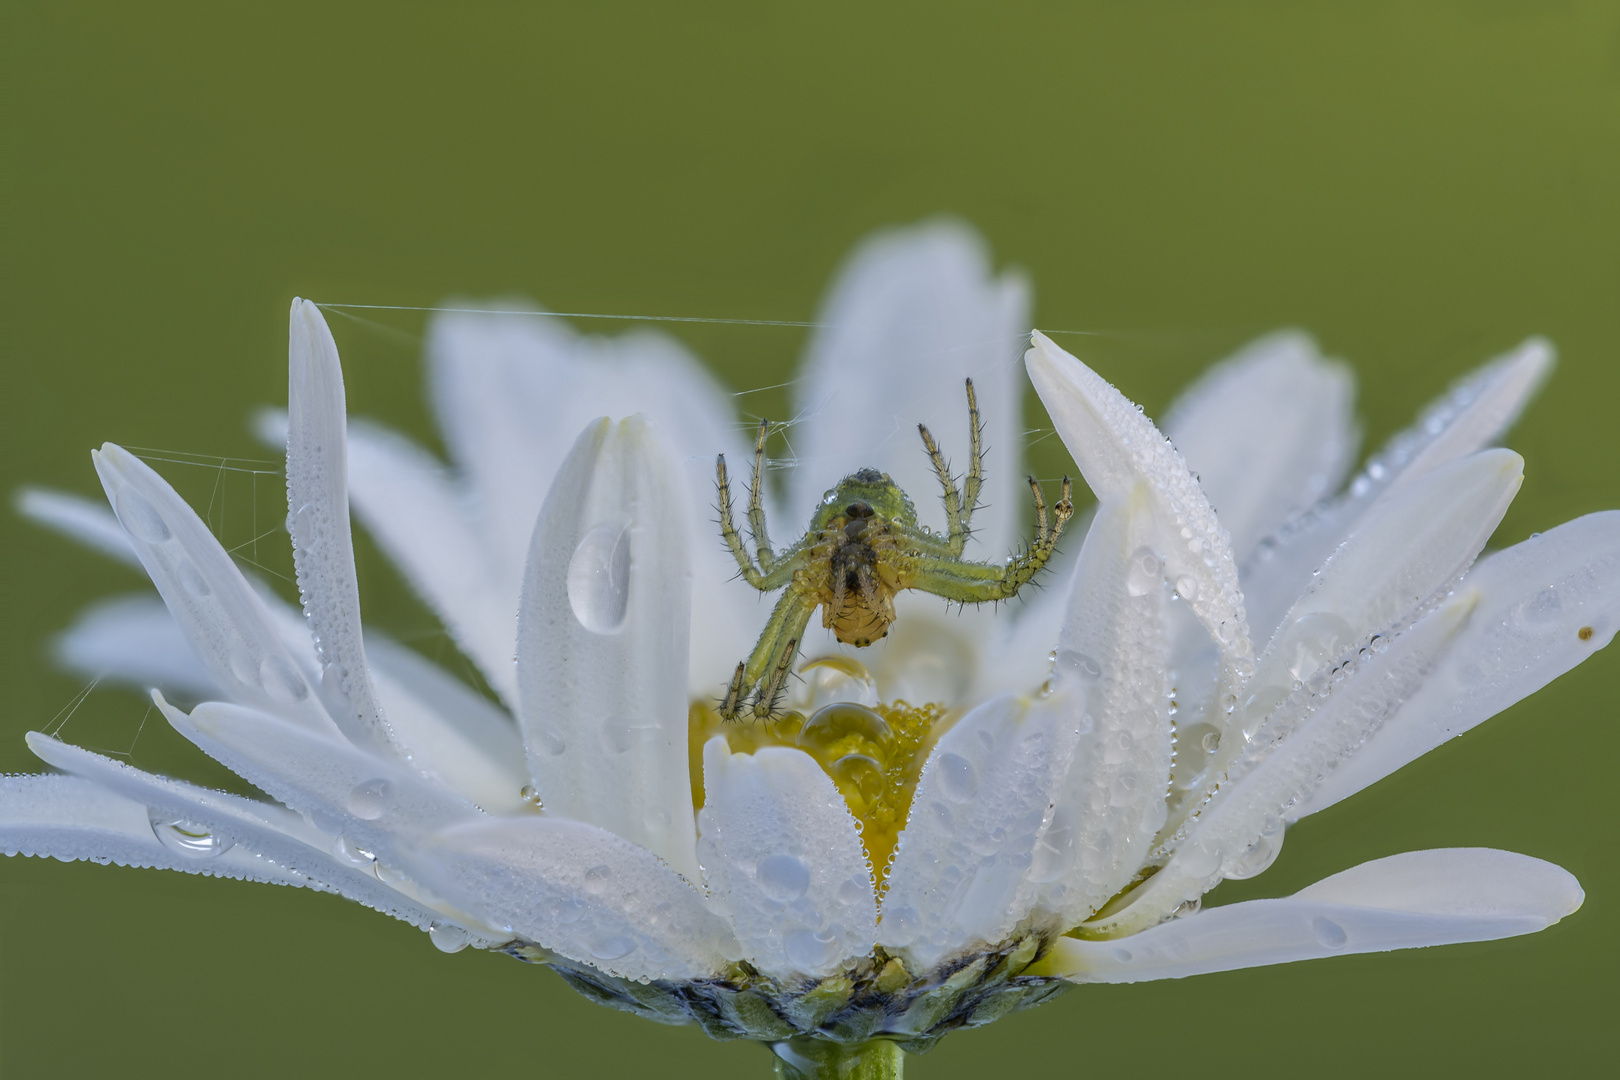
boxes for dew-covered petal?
[1162,331,1358,561]
[790,222,1030,558]
[1089,589,1479,935]
[1243,339,1554,646]
[403,814,735,982]
[1036,485,1173,928]
[1,773,309,887]
[22,733,502,939]
[15,486,142,568]
[285,300,396,754]
[1159,448,1523,856]
[878,692,1081,969]
[55,593,219,698]
[698,738,876,979]
[91,444,341,737]
[1040,848,1581,983]
[363,635,530,814]
[1295,511,1620,819]
[516,416,699,881]
[342,419,521,705]
[160,696,483,876]
[1026,332,1253,672]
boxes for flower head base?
[5,223,1614,1077]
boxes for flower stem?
[769,1038,904,1079]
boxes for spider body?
[718,380,1073,720]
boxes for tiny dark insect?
[717,379,1074,719]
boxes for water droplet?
[1312,916,1348,949]
[114,487,171,543]
[783,927,839,970]
[566,523,632,634]
[1279,611,1355,683]
[1222,824,1285,880]
[831,754,886,805]
[176,560,211,597]
[837,875,871,906]
[260,655,309,704]
[1126,546,1162,596]
[1516,587,1562,627]
[798,703,894,755]
[1174,897,1202,918]
[1028,809,1076,883]
[519,784,543,809]
[1110,947,1133,964]
[228,645,260,687]
[936,752,977,802]
[1178,839,1221,877]
[795,656,878,709]
[588,934,635,961]
[148,811,232,858]
[428,922,471,953]
[1056,650,1102,684]
[879,905,920,946]
[533,724,567,756]
[347,779,390,820]
[755,854,812,902]
[1174,574,1197,600]
[331,835,376,868]
[583,864,613,894]
[601,716,655,754]
[1200,730,1221,754]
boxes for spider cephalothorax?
[717,379,1074,719]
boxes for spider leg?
[959,378,984,540]
[907,475,1075,603]
[918,421,965,554]
[716,452,767,589]
[721,586,819,720]
[747,419,776,574]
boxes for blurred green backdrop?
[5,2,1618,1077]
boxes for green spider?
[716,379,1075,720]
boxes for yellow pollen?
[688,696,947,878]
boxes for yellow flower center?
[688,685,947,878]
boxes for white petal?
[161,696,482,874]
[402,814,734,982]
[91,444,341,737]
[22,733,501,938]
[286,299,396,754]
[1040,848,1581,983]
[364,635,530,814]
[789,222,1030,558]
[55,593,219,698]
[1,773,308,887]
[1243,339,1554,646]
[516,416,699,881]
[878,693,1080,969]
[698,738,876,979]
[1162,331,1358,561]
[1090,588,1479,935]
[343,419,519,705]
[15,486,141,567]
[1026,332,1253,671]
[1295,511,1620,818]
[1037,485,1173,927]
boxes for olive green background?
[4,2,1618,1076]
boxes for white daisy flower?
[6,223,1615,1079]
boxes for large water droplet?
[1280,611,1355,683]
[566,523,632,633]
[1126,546,1162,597]
[831,754,886,805]
[260,655,310,704]
[795,656,878,710]
[347,779,390,820]
[331,834,376,868]
[601,716,655,755]
[587,933,635,961]
[228,645,260,688]
[114,487,171,543]
[936,752,977,802]
[1200,730,1221,754]
[1222,824,1284,880]
[783,927,839,970]
[583,864,613,894]
[176,559,211,597]
[428,922,471,953]
[879,904,920,946]
[798,703,893,755]
[755,853,811,902]
[1312,916,1348,949]
[148,811,232,858]
[533,724,567,756]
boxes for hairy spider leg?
[917,379,986,557]
[903,475,1074,603]
[717,450,799,591]
[747,419,776,573]
[723,587,819,719]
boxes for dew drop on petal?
[1110,947,1133,964]
[228,645,260,688]
[566,523,632,634]
[260,655,310,704]
[533,725,567,756]
[176,559,211,597]
[1281,611,1355,684]
[347,779,390,820]
[1200,730,1221,754]
[783,927,839,970]
[428,922,471,953]
[1126,547,1162,596]
[147,810,232,858]
[936,752,978,802]
[755,854,812,902]
[582,864,613,894]
[588,934,636,961]
[114,487,171,543]
[1313,916,1348,949]
[331,834,376,868]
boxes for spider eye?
[846,501,874,519]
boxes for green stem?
[769,1038,904,1080]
